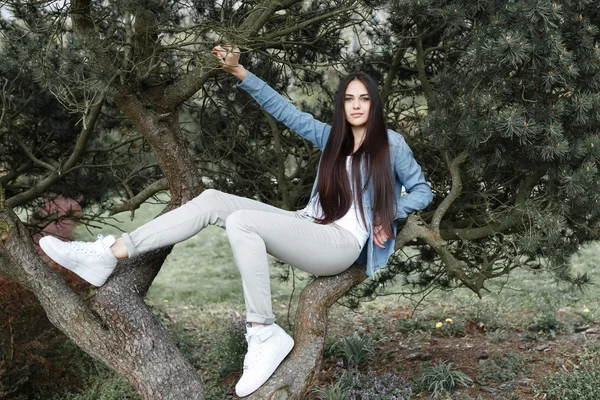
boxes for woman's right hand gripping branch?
[213,44,247,81]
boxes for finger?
[373,234,386,249]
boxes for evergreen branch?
[430,151,469,235]
[260,3,358,42]
[163,0,304,109]
[162,63,216,110]
[70,0,127,95]
[241,0,303,35]
[440,168,547,241]
[6,98,104,208]
[108,178,169,216]
[424,44,445,56]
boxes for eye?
[360,97,370,102]
[345,97,353,102]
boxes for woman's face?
[344,79,370,129]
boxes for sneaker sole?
[235,335,295,397]
[39,237,107,287]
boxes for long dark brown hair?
[315,72,396,237]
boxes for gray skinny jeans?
[121,189,362,324]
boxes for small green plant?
[312,378,349,400]
[528,313,566,339]
[397,317,430,334]
[577,308,595,324]
[333,332,375,368]
[323,333,340,358]
[465,302,502,332]
[432,318,465,337]
[478,350,526,383]
[419,361,473,398]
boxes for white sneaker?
[235,323,294,397]
[39,234,118,287]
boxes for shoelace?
[242,330,274,370]
[67,234,106,257]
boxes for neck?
[351,125,366,153]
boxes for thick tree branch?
[260,3,357,42]
[381,40,410,105]
[13,133,57,171]
[415,29,436,106]
[108,178,169,216]
[431,151,468,235]
[264,112,290,209]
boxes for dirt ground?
[310,306,599,399]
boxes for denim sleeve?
[237,71,330,150]
[392,133,433,219]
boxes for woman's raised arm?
[212,45,331,150]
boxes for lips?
[351,113,363,118]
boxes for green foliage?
[214,315,247,377]
[397,317,431,334]
[0,284,93,400]
[170,324,205,371]
[464,302,503,332]
[332,332,376,369]
[58,365,140,400]
[432,318,465,337]
[528,312,567,339]
[419,361,473,398]
[323,333,340,358]
[478,351,527,383]
[538,351,600,399]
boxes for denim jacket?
[238,71,433,278]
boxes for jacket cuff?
[237,70,262,91]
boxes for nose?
[353,99,361,109]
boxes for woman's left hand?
[373,224,389,249]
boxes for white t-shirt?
[300,157,370,248]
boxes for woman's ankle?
[110,238,129,259]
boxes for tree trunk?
[249,265,368,399]
[0,208,205,399]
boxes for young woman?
[40,46,433,397]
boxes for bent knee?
[191,188,221,206]
[225,210,256,232]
